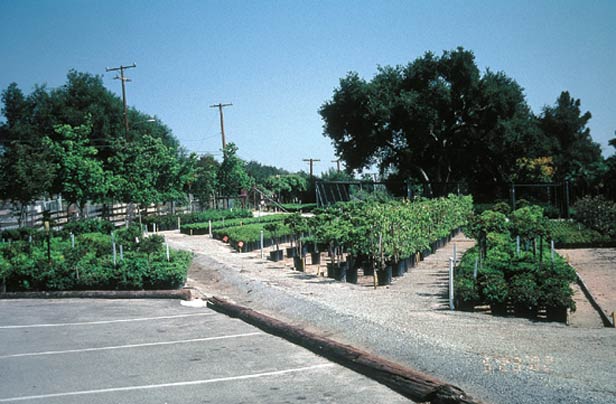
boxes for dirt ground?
[558,248,616,325]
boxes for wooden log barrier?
[207,296,485,404]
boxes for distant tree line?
[0,71,312,224]
[320,47,615,200]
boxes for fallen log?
[207,296,485,404]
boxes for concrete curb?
[576,272,614,327]
[0,289,193,300]
[207,296,486,404]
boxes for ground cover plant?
[548,220,613,247]
[456,205,576,321]
[0,225,191,292]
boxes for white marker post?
[449,257,455,311]
[112,242,117,266]
[177,216,181,232]
[70,233,75,249]
[119,244,124,261]
[208,220,212,237]
[166,242,170,262]
[260,230,264,259]
[473,256,478,279]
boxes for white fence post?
[449,257,455,311]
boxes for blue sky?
[1,0,614,175]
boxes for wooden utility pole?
[303,158,321,177]
[210,103,233,149]
[331,159,341,172]
[105,63,136,136]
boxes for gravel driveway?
[165,231,616,404]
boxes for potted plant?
[264,222,284,262]
[284,214,310,270]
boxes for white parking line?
[0,363,336,402]
[0,313,216,329]
[0,332,264,359]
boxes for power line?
[209,103,232,149]
[105,63,136,137]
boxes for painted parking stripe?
[0,313,216,329]
[0,363,336,402]
[0,332,264,359]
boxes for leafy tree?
[320,167,354,182]
[108,135,188,208]
[43,121,109,217]
[217,143,253,203]
[245,160,289,187]
[264,174,307,203]
[539,91,604,186]
[191,154,219,208]
[0,84,57,224]
[320,48,546,195]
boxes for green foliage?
[0,71,193,210]
[264,174,307,203]
[182,213,286,235]
[539,91,603,185]
[0,231,191,292]
[217,143,253,198]
[455,204,577,318]
[319,47,547,189]
[59,218,115,238]
[548,220,611,246]
[510,205,548,242]
[573,195,616,238]
[312,194,472,263]
[279,203,317,213]
[144,208,252,231]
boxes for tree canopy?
[320,47,605,196]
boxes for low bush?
[548,220,612,247]
[573,195,616,238]
[0,232,192,292]
[455,205,577,319]
[182,214,288,235]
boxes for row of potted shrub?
[0,225,192,292]
[456,205,576,321]
[283,195,473,285]
[181,214,288,236]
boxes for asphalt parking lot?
[0,299,409,404]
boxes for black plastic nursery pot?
[326,263,335,278]
[545,306,568,322]
[286,247,298,258]
[377,265,393,286]
[293,256,305,272]
[269,249,284,262]
[310,252,321,265]
[334,262,348,282]
[346,265,358,284]
[392,260,405,277]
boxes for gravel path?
[558,248,616,325]
[164,231,616,404]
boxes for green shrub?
[573,195,616,238]
[0,233,191,292]
[60,219,115,238]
